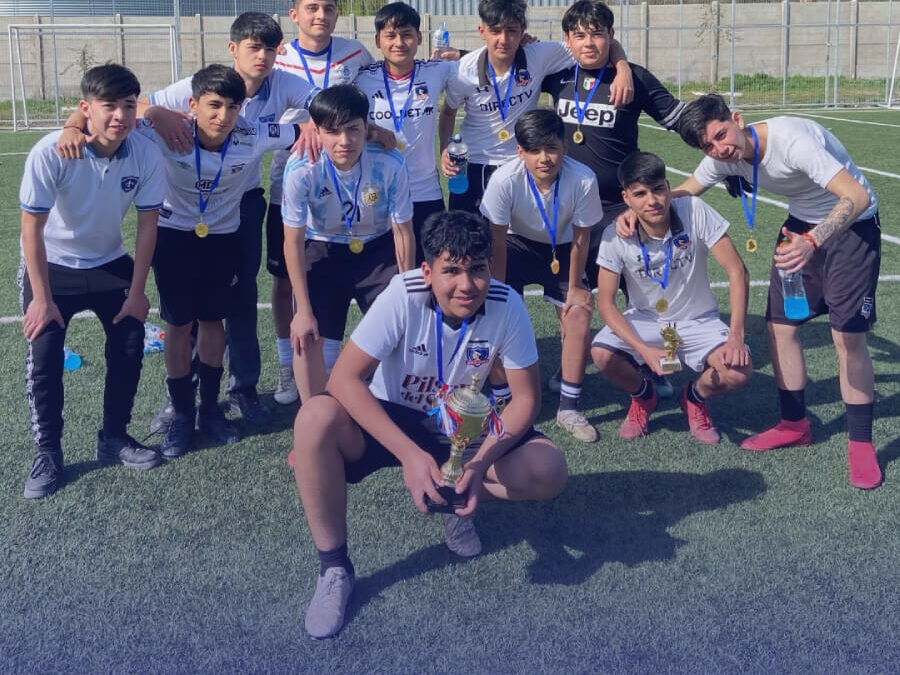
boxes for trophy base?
[659,356,682,373]
[425,485,469,514]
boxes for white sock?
[323,338,341,372]
[276,337,293,366]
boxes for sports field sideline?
[1,107,899,672]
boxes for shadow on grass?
[349,468,766,619]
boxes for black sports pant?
[20,256,144,457]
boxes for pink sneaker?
[679,387,720,445]
[619,389,658,440]
[848,441,882,490]
[741,418,812,451]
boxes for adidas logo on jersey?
[408,343,429,357]
[318,186,333,198]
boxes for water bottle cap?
[450,134,461,142]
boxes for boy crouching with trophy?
[591,152,753,444]
[290,211,567,639]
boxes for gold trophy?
[426,376,493,514]
[659,323,683,373]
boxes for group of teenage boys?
[18,0,884,641]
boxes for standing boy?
[673,94,882,489]
[592,152,752,444]
[291,211,567,638]
[479,109,603,442]
[137,65,299,458]
[267,0,375,405]
[281,85,414,409]
[19,64,164,498]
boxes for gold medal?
[572,128,585,145]
[194,222,209,238]
[497,129,511,142]
[349,237,364,254]
[655,298,669,313]
[550,255,560,275]
[396,139,407,152]
[746,236,758,253]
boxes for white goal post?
[8,23,177,131]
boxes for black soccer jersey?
[542,62,684,207]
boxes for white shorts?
[591,311,735,373]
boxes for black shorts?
[152,227,241,326]
[25,254,134,298]
[341,397,546,484]
[306,231,398,340]
[506,234,586,306]
[265,202,288,278]
[412,198,446,265]
[447,162,499,214]
[766,213,880,332]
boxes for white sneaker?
[274,364,298,405]
[304,566,354,639]
[441,513,482,557]
[556,409,599,443]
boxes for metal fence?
[4,1,900,129]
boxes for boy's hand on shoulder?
[614,209,639,238]
[146,107,194,154]
[367,124,396,151]
[56,127,92,160]
[293,121,320,162]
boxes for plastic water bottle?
[777,240,810,320]
[144,322,166,354]
[63,346,82,371]
[447,134,469,195]
[433,21,449,51]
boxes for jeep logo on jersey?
[556,99,617,128]
[268,124,280,138]
[121,176,138,192]
[196,179,216,192]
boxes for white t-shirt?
[693,116,878,224]
[351,269,539,412]
[282,142,413,243]
[355,59,457,202]
[149,69,315,191]
[596,196,730,322]
[137,118,293,235]
[20,130,165,269]
[269,37,374,204]
[444,42,573,165]
[479,156,603,245]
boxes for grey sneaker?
[441,513,482,557]
[150,397,175,435]
[229,390,272,427]
[274,364,299,405]
[556,409,599,443]
[24,452,63,499]
[97,431,162,470]
[304,566,354,639]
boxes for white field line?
[0,151,27,156]
[3,278,900,325]
[790,112,900,129]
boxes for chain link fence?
[4,1,900,128]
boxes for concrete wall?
[2,3,898,105]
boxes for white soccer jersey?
[355,59,457,202]
[596,196,730,322]
[269,37,374,205]
[351,270,539,412]
[149,69,315,191]
[136,117,294,235]
[479,156,603,245]
[282,142,413,243]
[444,42,573,165]
[693,116,878,224]
[19,130,165,269]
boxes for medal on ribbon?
[739,125,760,253]
[381,63,417,153]
[526,171,561,276]
[324,153,363,253]
[193,124,230,238]
[639,232,673,314]
[488,60,515,143]
[570,61,609,148]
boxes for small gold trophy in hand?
[426,376,495,514]
[659,323,683,373]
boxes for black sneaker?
[228,390,271,427]
[24,452,63,499]
[160,411,195,458]
[150,397,175,435]
[198,405,241,445]
[638,363,675,399]
[97,431,162,470]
